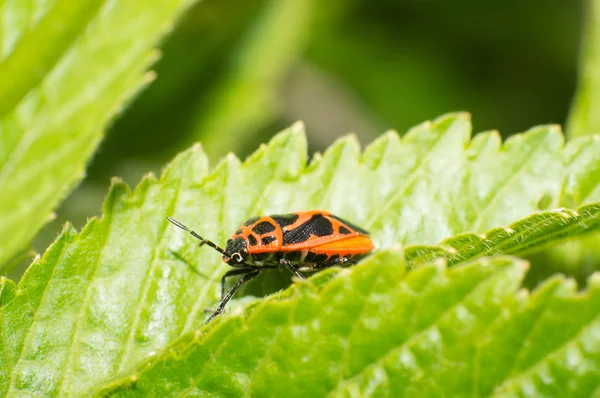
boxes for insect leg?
[220,268,255,300]
[279,258,306,280]
[314,256,357,270]
[206,269,261,324]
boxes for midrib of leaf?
[492,207,596,251]
[0,1,104,114]
[401,204,600,270]
[465,206,598,262]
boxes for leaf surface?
[98,253,600,397]
[1,114,600,395]
[0,0,198,267]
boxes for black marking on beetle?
[243,216,260,227]
[282,214,334,245]
[339,225,351,235]
[271,213,299,228]
[305,252,328,263]
[224,237,248,260]
[330,214,369,235]
[247,234,258,246]
[235,228,243,235]
[261,236,276,245]
[252,252,272,262]
[252,221,276,235]
[284,251,302,262]
[329,254,340,261]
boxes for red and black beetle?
[167,210,375,323]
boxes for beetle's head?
[223,237,249,264]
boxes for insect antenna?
[166,216,229,258]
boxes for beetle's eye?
[232,253,243,262]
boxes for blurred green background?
[22,0,585,279]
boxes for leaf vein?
[6,235,71,394]
[330,269,500,393]
[117,184,182,372]
[53,218,115,395]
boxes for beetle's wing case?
[275,211,371,251]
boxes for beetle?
[166,210,375,323]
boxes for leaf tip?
[290,120,305,132]
[588,272,600,289]
[434,111,471,125]
[102,177,132,214]
[143,70,157,84]
[143,171,157,181]
[47,212,57,223]
[515,287,530,301]
[110,176,125,186]
[514,257,531,273]
[61,220,73,233]
[562,277,578,293]
[548,124,563,134]
[150,48,162,63]
[226,151,239,163]
[190,142,203,152]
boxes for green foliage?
[567,0,600,138]
[1,114,600,396]
[98,253,600,397]
[189,0,315,159]
[406,203,600,267]
[0,0,198,268]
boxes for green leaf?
[98,253,600,397]
[0,0,198,268]
[2,114,600,396]
[566,0,600,138]
[405,203,600,267]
